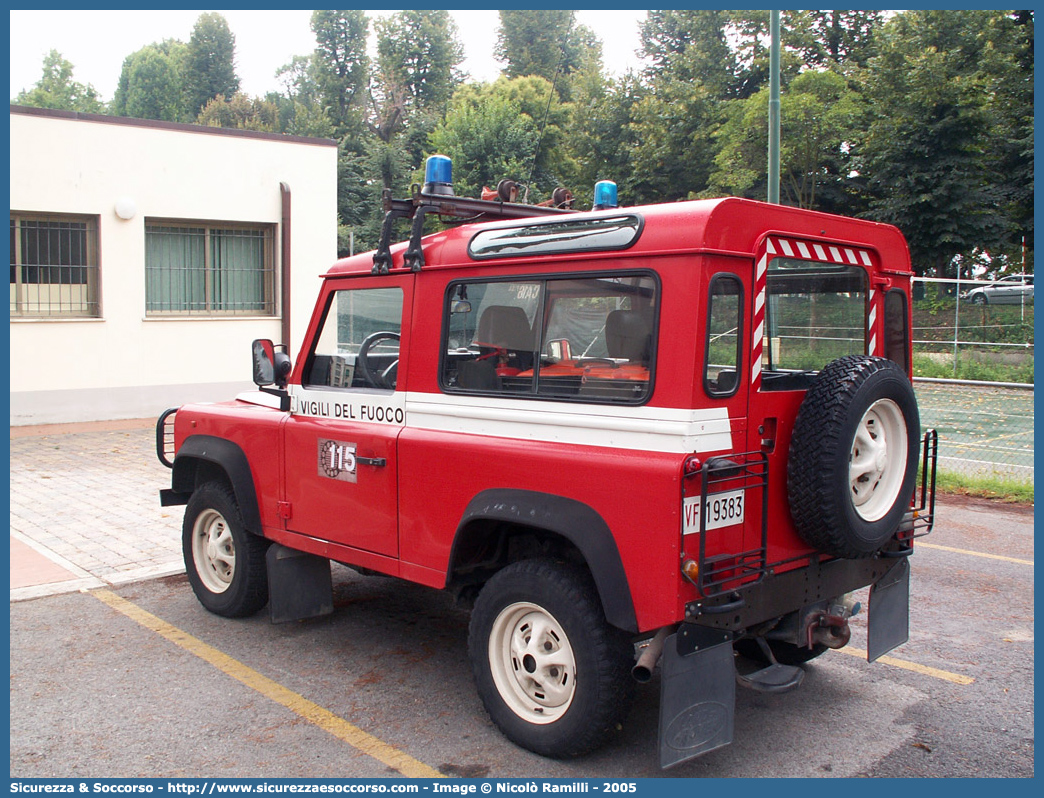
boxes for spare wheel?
[787,355,920,559]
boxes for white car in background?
[964,273,1034,304]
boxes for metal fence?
[915,380,1034,482]
[912,277,1034,381]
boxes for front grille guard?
[155,408,177,468]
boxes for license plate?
[683,490,745,534]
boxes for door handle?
[356,456,387,467]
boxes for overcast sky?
[9,9,650,103]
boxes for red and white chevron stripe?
[751,236,878,389]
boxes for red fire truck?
[158,156,936,768]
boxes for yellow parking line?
[91,588,445,778]
[838,646,975,685]
[917,541,1033,566]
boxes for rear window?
[761,259,867,390]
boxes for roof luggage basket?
[372,155,575,275]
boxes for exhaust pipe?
[632,626,673,682]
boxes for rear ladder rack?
[685,451,770,601]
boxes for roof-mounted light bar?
[371,157,623,274]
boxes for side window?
[704,274,743,397]
[305,287,403,390]
[441,273,657,404]
[884,289,909,372]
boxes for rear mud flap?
[267,544,333,624]
[658,627,735,769]
[867,558,910,662]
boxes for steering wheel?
[356,331,400,389]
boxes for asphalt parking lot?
[8,422,1035,779]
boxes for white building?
[9,106,338,425]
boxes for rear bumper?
[686,553,894,631]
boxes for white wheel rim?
[488,602,576,725]
[849,398,909,522]
[191,508,236,593]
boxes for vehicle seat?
[605,309,652,363]
[476,305,536,371]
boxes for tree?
[854,10,1015,276]
[432,76,575,201]
[429,91,541,201]
[375,10,464,115]
[786,11,884,70]
[626,77,717,204]
[311,9,369,139]
[983,10,1034,267]
[706,70,863,212]
[271,54,335,138]
[563,71,645,208]
[183,12,240,118]
[494,10,598,98]
[111,41,186,121]
[196,93,279,132]
[14,50,104,113]
[639,10,743,99]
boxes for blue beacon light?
[423,155,454,195]
[593,180,618,210]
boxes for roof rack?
[371,184,575,274]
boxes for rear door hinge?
[277,501,293,520]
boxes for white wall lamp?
[114,196,137,220]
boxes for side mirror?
[450,299,472,315]
[252,339,276,386]
[252,339,292,389]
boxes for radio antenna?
[523,52,564,203]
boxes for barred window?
[145,221,276,315]
[10,213,100,317]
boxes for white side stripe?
[404,392,733,454]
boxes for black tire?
[183,481,270,618]
[787,355,920,559]
[735,638,828,666]
[468,559,635,758]
[971,293,987,305]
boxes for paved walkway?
[10,419,183,601]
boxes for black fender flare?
[171,435,263,536]
[451,488,638,633]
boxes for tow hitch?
[808,613,853,649]
[807,594,860,649]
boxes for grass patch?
[931,470,1034,505]
[913,353,1034,383]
